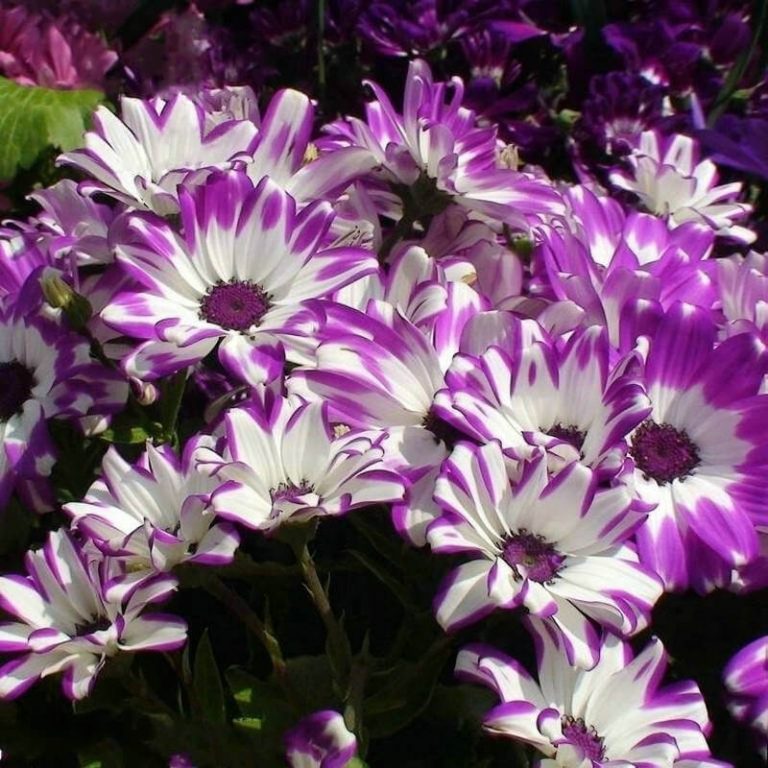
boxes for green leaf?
[0,77,105,180]
[363,641,452,737]
[226,668,294,725]
[77,739,124,768]
[98,424,159,444]
[232,716,263,732]
[193,630,226,725]
[226,668,295,768]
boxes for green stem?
[160,370,186,445]
[708,0,768,125]
[317,0,326,97]
[293,542,352,689]
[343,639,369,745]
[203,575,298,708]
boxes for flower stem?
[292,541,352,691]
[203,575,298,708]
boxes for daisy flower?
[324,58,563,227]
[0,286,127,511]
[724,636,768,758]
[0,531,187,701]
[65,437,239,575]
[284,710,357,768]
[435,321,651,480]
[609,130,754,244]
[428,442,662,668]
[630,303,768,592]
[201,392,406,533]
[58,93,259,215]
[456,619,726,767]
[101,170,378,384]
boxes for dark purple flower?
[572,72,666,170]
[698,116,768,181]
[357,0,503,57]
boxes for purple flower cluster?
[0,2,765,766]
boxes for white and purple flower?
[0,286,127,511]
[609,130,754,244]
[201,391,406,533]
[428,441,662,668]
[324,58,563,227]
[64,437,239,574]
[0,531,187,700]
[723,636,768,758]
[436,320,651,480]
[630,303,768,592]
[101,171,378,384]
[456,619,726,767]
[58,93,259,215]
[284,710,357,768]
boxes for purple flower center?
[271,481,314,504]
[548,423,586,452]
[199,280,270,331]
[0,361,35,421]
[561,716,605,761]
[629,420,700,484]
[502,530,564,583]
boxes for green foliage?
[193,630,227,726]
[78,739,125,768]
[0,77,105,180]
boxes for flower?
[533,184,716,347]
[289,296,482,545]
[717,251,768,340]
[64,437,239,574]
[101,171,378,384]
[201,391,406,532]
[609,130,755,243]
[428,442,661,668]
[0,531,187,700]
[435,321,651,480]
[58,93,259,215]
[28,179,118,266]
[324,58,563,227]
[456,619,725,767]
[630,303,768,592]
[0,284,127,511]
[571,72,666,173]
[357,0,504,57]
[724,636,768,758]
[284,709,357,768]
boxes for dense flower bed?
[0,1,765,767]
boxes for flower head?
[58,93,259,214]
[325,58,563,227]
[65,437,239,574]
[609,130,754,243]
[0,285,127,510]
[631,304,768,592]
[0,531,187,700]
[428,442,661,668]
[456,620,723,767]
[101,171,378,384]
[202,392,406,532]
[724,636,768,757]
[284,709,357,768]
